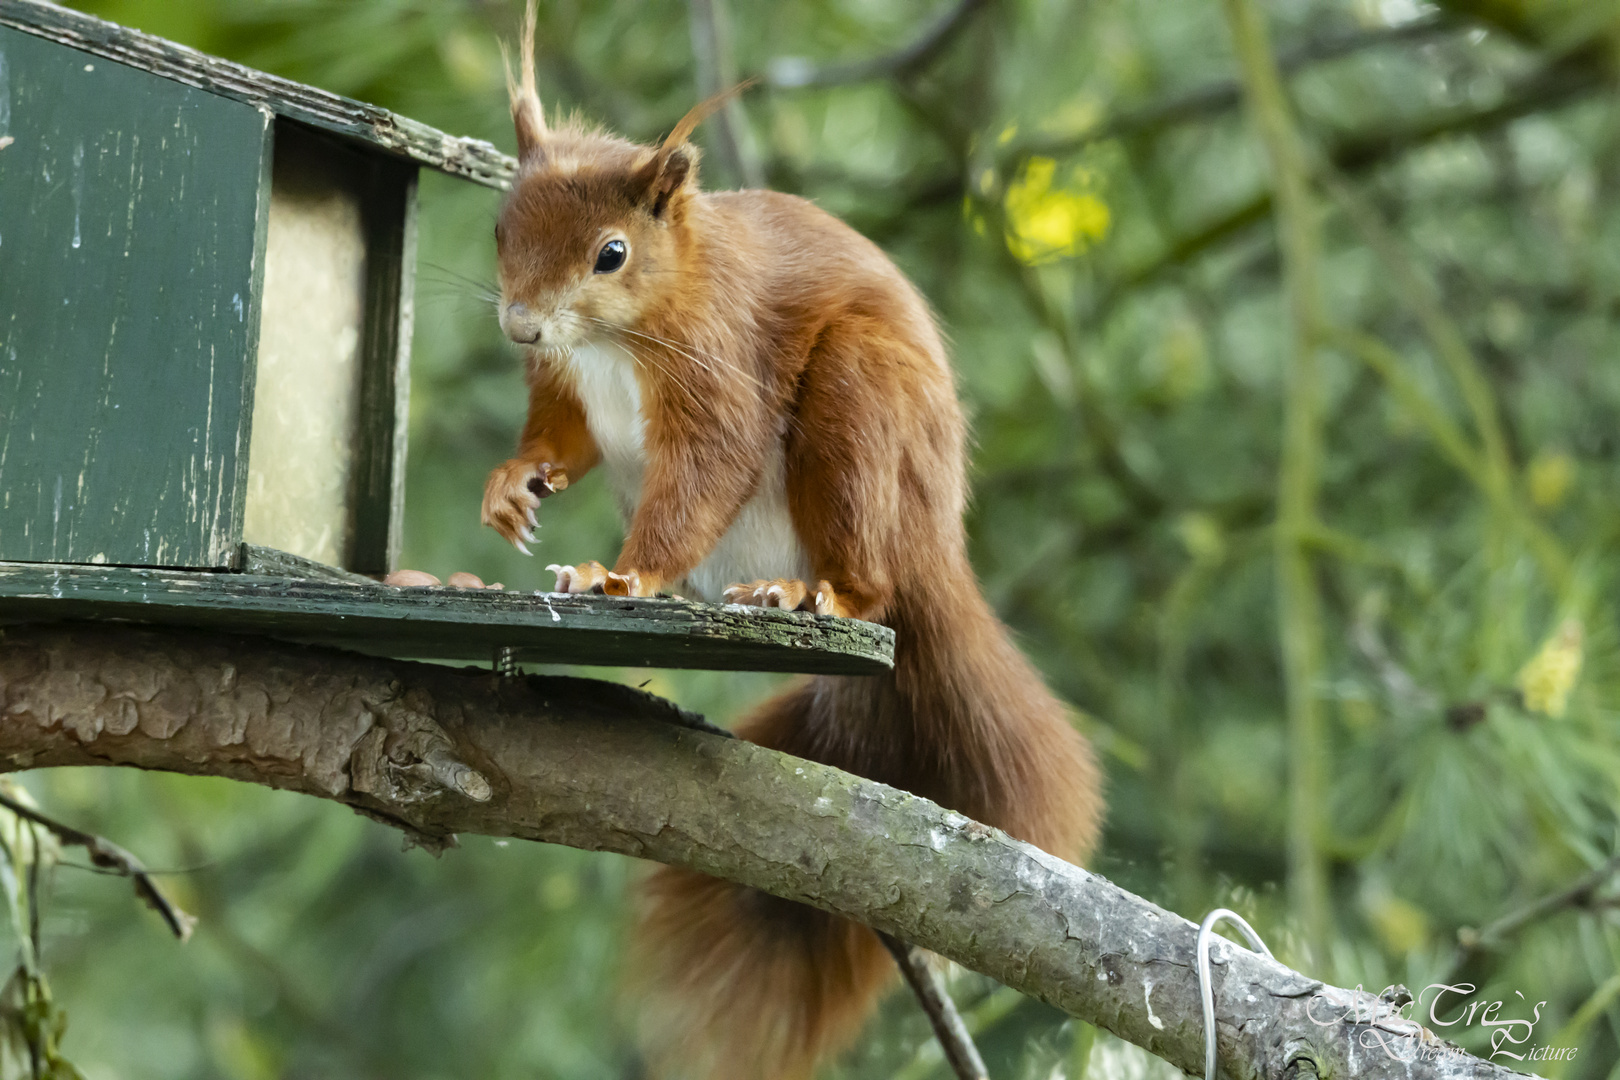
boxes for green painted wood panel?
[0,0,514,190]
[0,26,271,568]
[0,562,897,674]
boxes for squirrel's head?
[494,2,739,355]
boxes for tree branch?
[687,0,764,188]
[1014,15,1458,160]
[880,933,988,1080]
[1222,0,1332,966]
[1100,55,1603,306]
[0,623,1530,1079]
[764,0,989,89]
[0,790,195,941]
[1445,853,1620,983]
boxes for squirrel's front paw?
[481,459,568,555]
[546,561,656,597]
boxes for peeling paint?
[0,28,268,568]
[69,138,82,249]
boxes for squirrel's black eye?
[594,239,627,274]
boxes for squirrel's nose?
[501,301,545,346]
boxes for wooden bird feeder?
[0,0,893,676]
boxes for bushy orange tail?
[633,866,893,1080]
[631,583,1101,1078]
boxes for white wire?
[1196,908,1274,1080]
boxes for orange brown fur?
[480,362,593,547]
[487,8,1103,1075]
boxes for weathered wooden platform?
[0,563,895,675]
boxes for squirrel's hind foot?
[547,561,653,597]
[722,579,837,616]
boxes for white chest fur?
[684,435,813,602]
[565,340,646,521]
[561,338,812,602]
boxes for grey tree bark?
[0,623,1534,1079]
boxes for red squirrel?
[482,9,1102,1077]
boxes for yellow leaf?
[1528,450,1576,509]
[1003,157,1111,265]
[1517,619,1583,718]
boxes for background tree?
[14,0,1620,1075]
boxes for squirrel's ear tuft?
[502,0,546,162]
[632,80,755,217]
[662,79,757,155]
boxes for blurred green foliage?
[13,0,1620,1075]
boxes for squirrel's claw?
[548,561,609,594]
[484,458,565,551]
[603,570,641,597]
[548,562,655,597]
[548,560,607,594]
[722,578,836,615]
